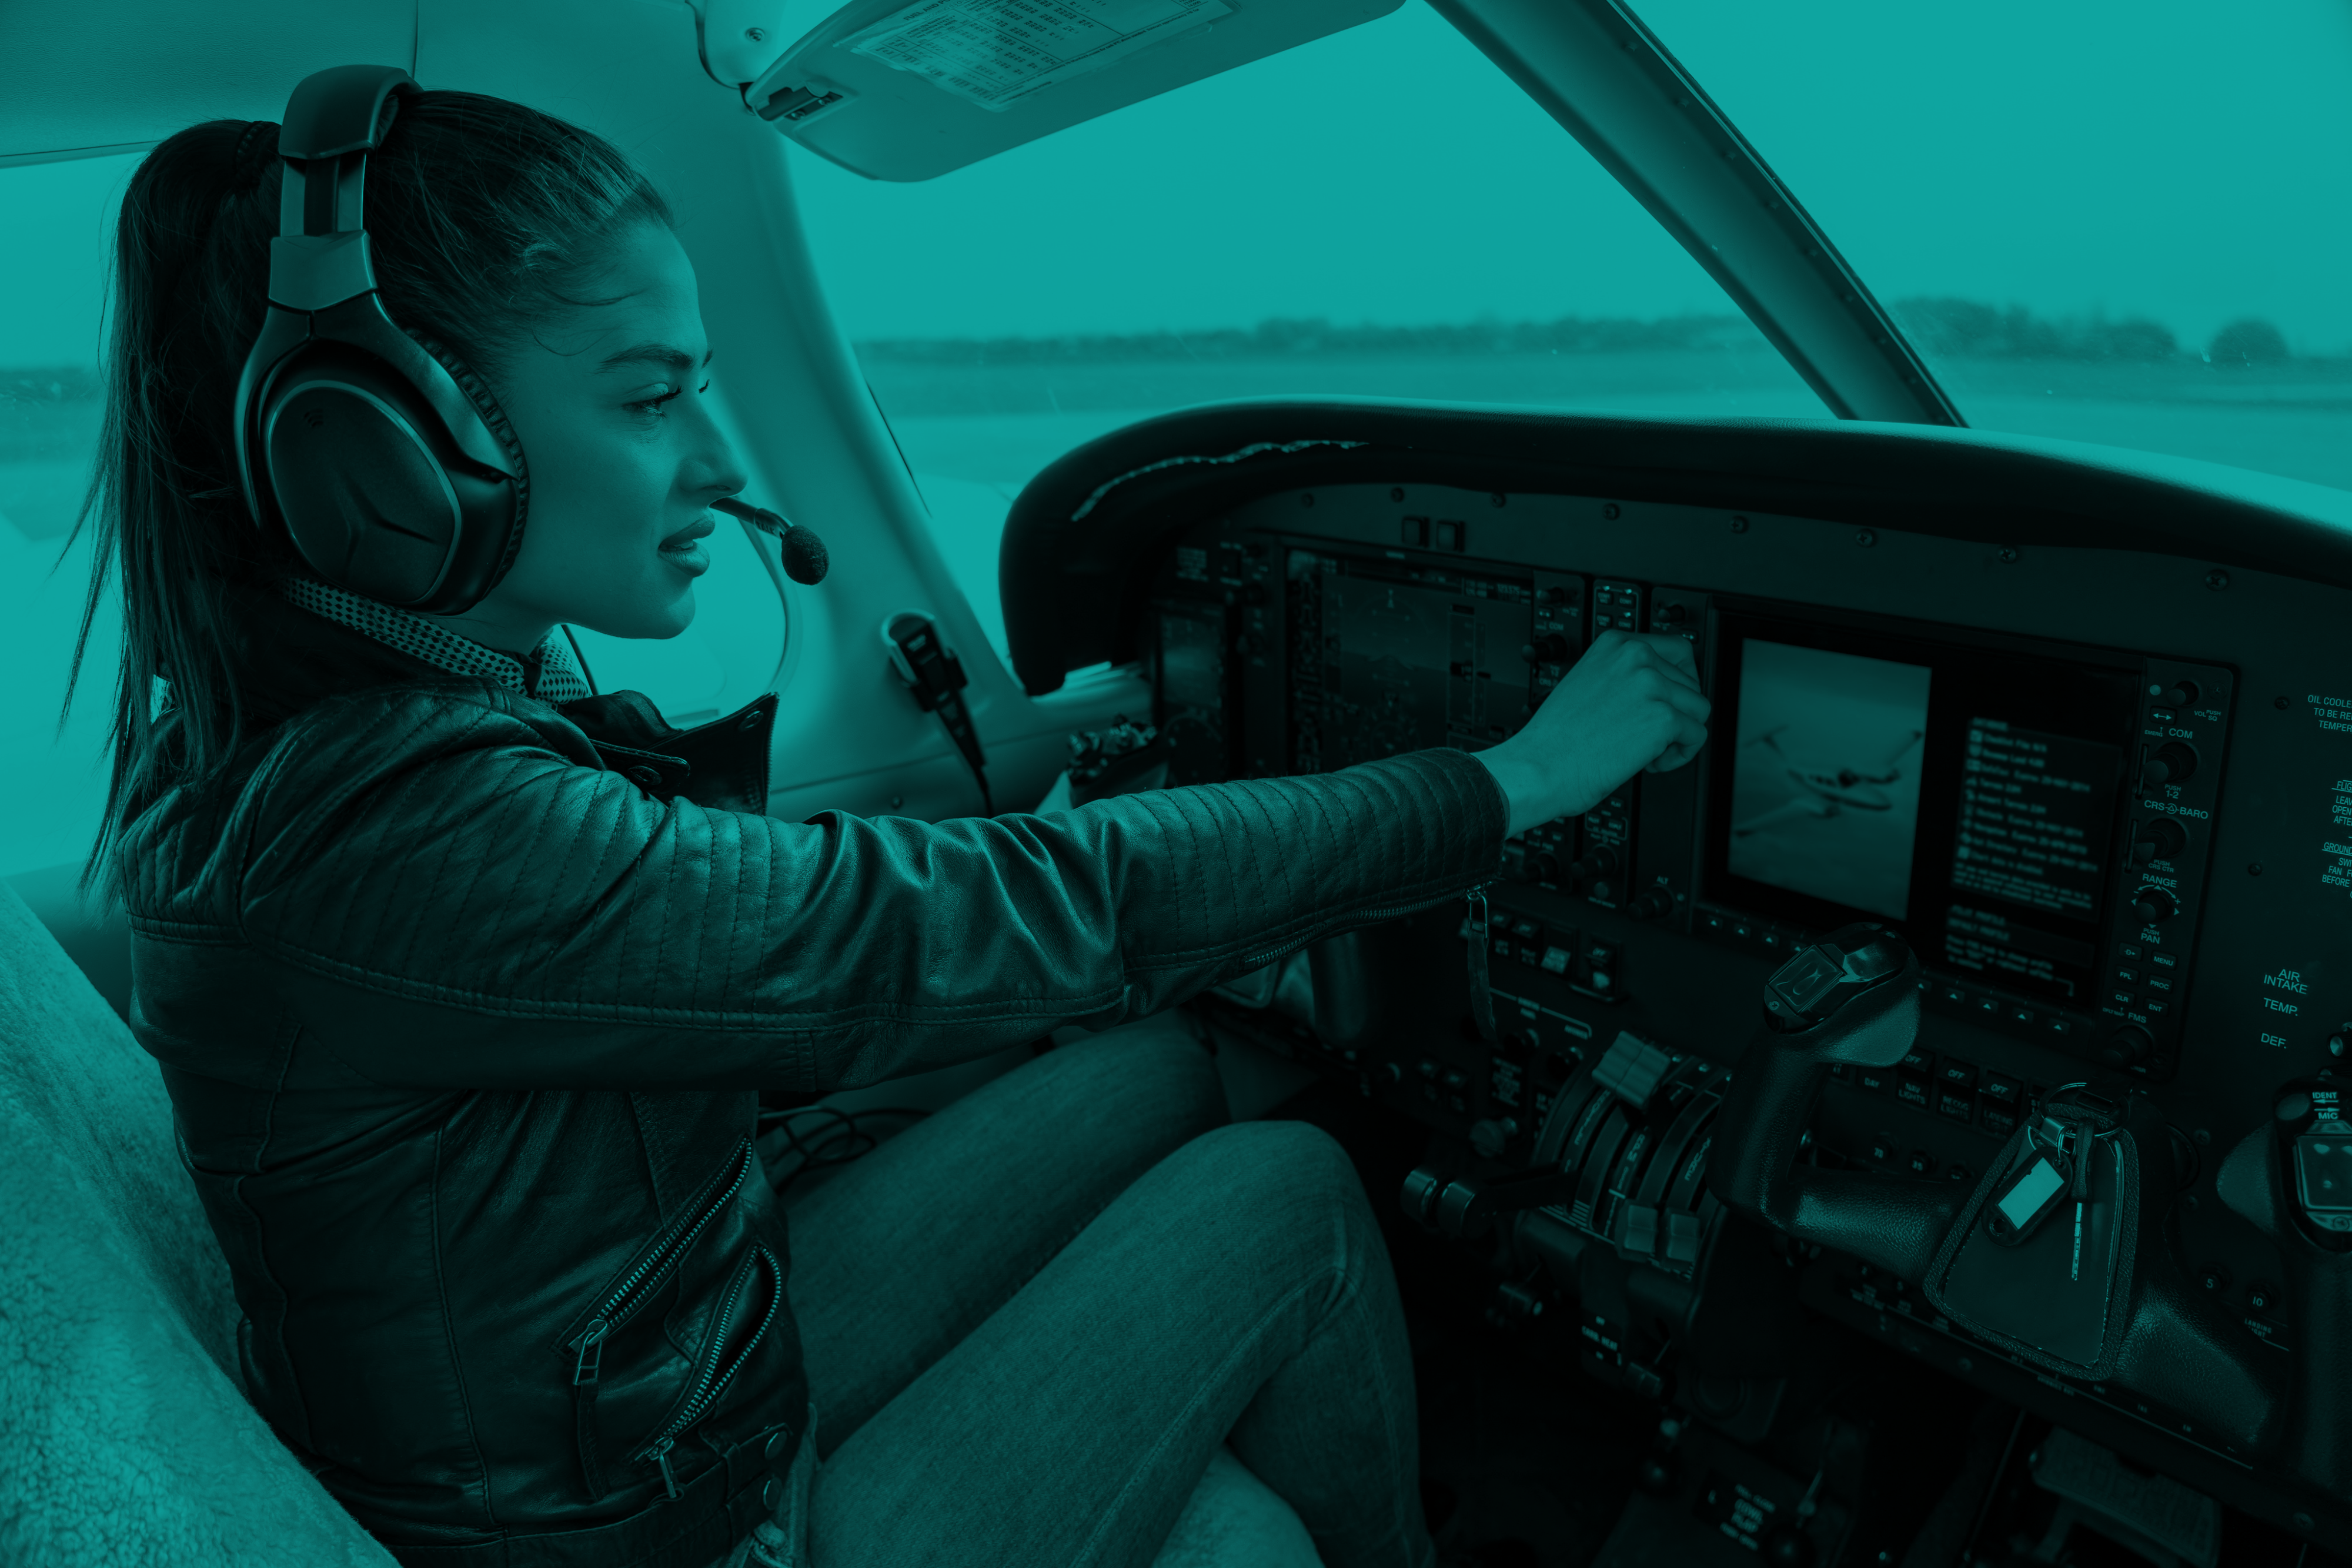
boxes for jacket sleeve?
[214,688,1509,1091]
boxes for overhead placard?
[843,0,1234,110]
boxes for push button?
[1938,1059,1979,1089]
[1907,1149,1937,1177]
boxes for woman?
[68,90,1708,1568]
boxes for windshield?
[791,0,1826,657]
[1639,0,2352,493]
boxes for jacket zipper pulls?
[573,1319,609,1386]
[650,1436,681,1501]
[1466,884,1498,1041]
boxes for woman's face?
[429,221,747,654]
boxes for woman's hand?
[1473,630,1711,837]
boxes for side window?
[2,152,138,881]
[790,1,1826,661]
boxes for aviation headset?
[235,63,827,615]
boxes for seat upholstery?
[0,880,395,1565]
[0,880,1320,1567]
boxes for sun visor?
[745,0,1401,181]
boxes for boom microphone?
[713,497,830,585]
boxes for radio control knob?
[1631,887,1675,920]
[2131,887,2179,924]
[1570,845,1621,883]
[1652,603,1687,626]
[2099,1025,2154,1068]
[2132,818,2189,863]
[1531,851,1563,883]
[2157,680,2200,708]
[2141,741,2198,788]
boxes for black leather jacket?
[122,586,1507,1568]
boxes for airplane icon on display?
[1731,727,1925,838]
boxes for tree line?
[856,300,2301,367]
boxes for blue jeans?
[740,1014,1438,1568]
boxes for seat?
[0,878,1321,1567]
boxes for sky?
[3,0,2347,365]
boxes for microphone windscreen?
[714,496,828,586]
[783,523,829,585]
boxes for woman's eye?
[626,380,713,417]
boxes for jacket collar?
[273,576,591,704]
[226,576,777,814]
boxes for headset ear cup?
[405,329,531,593]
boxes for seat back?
[0,881,393,1566]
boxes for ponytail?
[58,92,674,904]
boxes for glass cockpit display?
[1727,640,1932,921]
[1287,550,1533,771]
[1703,611,2139,1008]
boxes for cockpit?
[3,1,2348,1565]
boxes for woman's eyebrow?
[596,343,716,373]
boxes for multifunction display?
[1703,610,2137,1009]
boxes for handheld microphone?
[713,497,830,585]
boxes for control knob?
[1569,845,1621,885]
[1652,602,1686,627]
[1520,633,1572,665]
[2132,817,2188,864]
[1530,851,1563,883]
[1468,1117,1520,1159]
[2157,680,2200,708]
[2141,741,2199,788]
[2130,886,2179,924]
[2099,1024,2154,1069]
[1631,886,1676,920]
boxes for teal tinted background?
[3,0,2347,877]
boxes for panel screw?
[2276,696,2290,709]
[2250,862,2264,877]
[746,25,767,40]
[1729,515,1749,533]
[1390,487,1405,502]
[1491,492,1506,507]
[2205,568,2230,590]
[1856,529,1877,547]
[1299,492,1315,507]
[1603,503,1621,520]
[1997,546,2019,563]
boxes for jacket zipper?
[567,1136,756,1388]
[635,1244,783,1500]
[1465,883,1498,1040]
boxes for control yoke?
[1713,924,2352,1497]
[1710,924,1959,1282]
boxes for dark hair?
[58,91,674,902]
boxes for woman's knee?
[1156,1121,1378,1239]
[1045,1011,1229,1136]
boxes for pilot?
[74,90,1708,1568]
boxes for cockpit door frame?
[1432,0,1965,428]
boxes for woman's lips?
[659,516,714,576]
